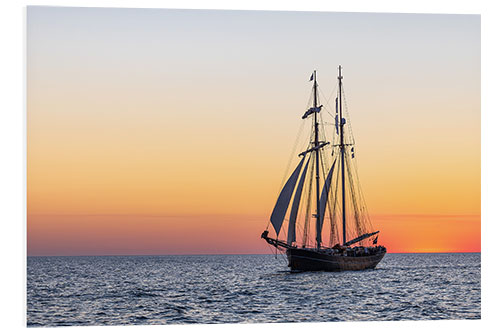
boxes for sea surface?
[27,253,480,326]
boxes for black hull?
[286,248,386,272]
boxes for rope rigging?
[260,68,386,272]
[271,70,377,248]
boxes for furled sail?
[344,231,379,247]
[287,156,311,244]
[316,158,336,245]
[302,105,323,119]
[270,155,306,236]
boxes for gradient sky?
[27,7,480,255]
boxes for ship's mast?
[338,65,347,245]
[313,71,321,249]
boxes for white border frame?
[1,1,497,332]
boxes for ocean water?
[27,253,480,326]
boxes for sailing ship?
[261,66,386,271]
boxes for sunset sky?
[27,7,480,255]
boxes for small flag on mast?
[309,73,314,81]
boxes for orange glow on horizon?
[371,214,480,253]
[27,213,480,256]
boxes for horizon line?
[27,251,481,258]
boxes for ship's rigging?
[266,66,378,250]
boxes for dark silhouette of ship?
[261,66,386,271]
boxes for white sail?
[316,158,336,245]
[270,156,306,236]
[287,157,311,244]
